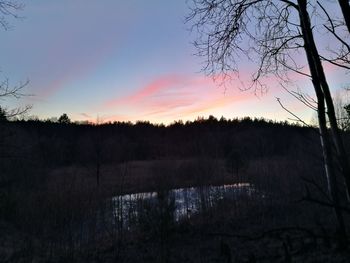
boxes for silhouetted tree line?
[0,115,327,165]
[3,115,350,201]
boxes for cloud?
[79,113,92,119]
[105,75,182,107]
[100,73,256,123]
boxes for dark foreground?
[1,118,350,262]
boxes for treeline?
[1,116,322,167]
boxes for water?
[110,183,254,227]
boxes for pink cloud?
[37,63,96,100]
[101,73,257,123]
[39,75,74,99]
[99,64,344,124]
[179,96,240,117]
[105,75,182,107]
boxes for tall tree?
[187,0,349,243]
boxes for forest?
[1,116,350,262]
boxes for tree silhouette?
[0,106,7,122]
[344,104,350,130]
[58,113,71,124]
[0,79,31,120]
[0,2,29,119]
[187,0,350,245]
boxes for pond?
[110,183,256,228]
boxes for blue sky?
[1,1,349,124]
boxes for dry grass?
[48,158,234,196]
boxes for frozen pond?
[110,183,255,227]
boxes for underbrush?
[1,155,349,262]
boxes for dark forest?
[1,117,350,262]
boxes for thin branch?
[0,79,30,99]
[319,55,350,70]
[0,1,24,30]
[281,84,318,111]
[276,97,315,128]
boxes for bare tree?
[0,79,31,120]
[187,0,349,244]
[0,1,29,119]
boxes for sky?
[0,0,349,124]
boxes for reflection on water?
[111,183,254,226]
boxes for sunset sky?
[1,1,349,124]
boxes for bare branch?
[317,1,350,69]
[319,55,350,70]
[0,78,29,98]
[280,0,298,10]
[280,84,318,111]
[0,1,24,30]
[276,97,315,128]
[0,79,31,120]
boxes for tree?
[345,104,350,117]
[345,104,350,130]
[58,113,71,124]
[0,106,7,122]
[0,2,29,119]
[0,79,31,120]
[187,0,349,245]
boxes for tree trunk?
[314,86,347,248]
[338,0,350,33]
[298,1,350,200]
[297,0,347,246]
